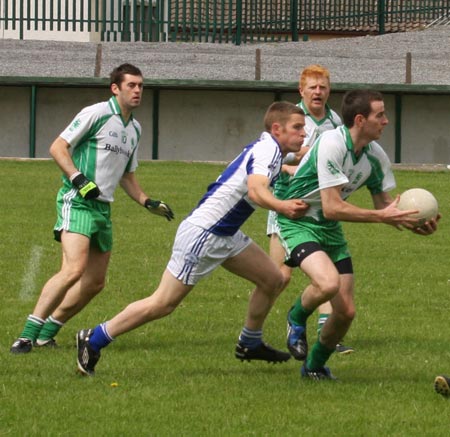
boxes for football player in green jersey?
[267,65,353,356]
[10,63,174,354]
[278,89,439,380]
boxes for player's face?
[276,113,306,155]
[113,74,144,111]
[362,100,389,140]
[299,75,330,115]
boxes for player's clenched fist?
[280,199,309,219]
[144,198,175,221]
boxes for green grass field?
[1,160,449,436]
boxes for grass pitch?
[1,160,450,436]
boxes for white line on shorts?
[19,245,44,301]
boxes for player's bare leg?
[269,233,292,291]
[223,242,291,363]
[317,300,354,355]
[76,270,193,375]
[106,270,193,337]
[11,232,91,353]
[302,270,355,380]
[36,247,111,346]
[286,250,339,361]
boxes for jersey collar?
[108,96,134,126]
[299,100,335,126]
[342,126,370,164]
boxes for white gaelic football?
[397,188,438,225]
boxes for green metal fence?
[1,1,450,44]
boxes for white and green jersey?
[298,100,342,148]
[279,125,396,223]
[60,96,141,203]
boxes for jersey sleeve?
[316,131,349,190]
[125,119,141,173]
[59,103,102,148]
[365,142,396,194]
[248,134,282,182]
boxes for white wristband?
[69,171,82,182]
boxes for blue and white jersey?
[186,132,283,236]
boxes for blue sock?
[89,323,114,352]
[238,327,263,348]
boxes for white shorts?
[266,210,281,237]
[167,220,253,286]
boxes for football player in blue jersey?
[75,101,310,376]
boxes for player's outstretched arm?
[247,174,308,218]
[321,187,421,227]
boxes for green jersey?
[278,125,396,225]
[274,102,342,202]
[60,96,141,203]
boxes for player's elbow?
[49,137,68,159]
[247,188,262,206]
[322,206,339,221]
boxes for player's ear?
[111,82,119,96]
[270,122,282,137]
[354,113,365,126]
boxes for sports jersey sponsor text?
[105,143,131,157]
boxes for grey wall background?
[0,86,437,163]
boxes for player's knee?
[318,281,340,302]
[150,296,181,318]
[334,305,356,323]
[256,270,284,296]
[271,270,286,294]
[61,265,85,286]
[344,306,356,322]
[89,278,106,295]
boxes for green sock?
[288,297,314,326]
[306,340,335,370]
[19,315,45,341]
[317,313,329,337]
[37,316,64,341]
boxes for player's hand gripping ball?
[397,188,439,226]
[144,199,175,221]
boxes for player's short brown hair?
[110,63,143,87]
[264,101,305,132]
[341,89,384,128]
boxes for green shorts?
[278,217,350,264]
[53,188,113,252]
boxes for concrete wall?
[401,95,450,164]
[150,89,395,163]
[0,84,448,164]
[1,28,99,42]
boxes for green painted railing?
[1,1,449,44]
